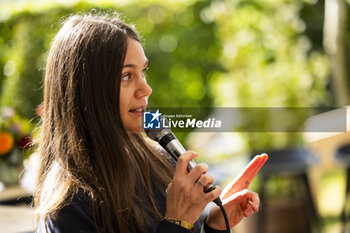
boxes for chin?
[126,125,143,133]
[123,119,143,133]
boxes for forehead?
[124,38,147,65]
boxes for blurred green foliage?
[0,0,331,151]
[207,0,330,151]
[0,1,223,119]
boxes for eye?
[142,67,149,79]
[122,73,132,81]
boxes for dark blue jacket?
[37,147,225,233]
[37,188,204,233]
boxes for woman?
[34,12,267,233]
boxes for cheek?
[119,87,128,116]
[119,85,135,120]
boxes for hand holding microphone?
[164,150,222,225]
[145,117,222,224]
[145,117,222,204]
[146,116,268,232]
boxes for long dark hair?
[34,12,173,233]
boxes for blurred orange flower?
[0,132,14,155]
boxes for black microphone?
[145,116,222,206]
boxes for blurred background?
[0,0,350,232]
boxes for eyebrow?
[123,59,148,68]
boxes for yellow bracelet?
[166,218,195,232]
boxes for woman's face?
[120,38,152,132]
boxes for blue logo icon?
[143,110,161,129]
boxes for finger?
[244,207,254,217]
[240,191,260,211]
[249,192,260,212]
[240,154,268,186]
[222,154,268,199]
[174,151,199,178]
[248,154,268,179]
[187,163,208,183]
[221,189,249,206]
[197,174,214,188]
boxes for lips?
[129,106,146,113]
[129,108,145,113]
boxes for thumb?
[221,189,249,206]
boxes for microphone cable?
[204,187,230,233]
[219,203,230,233]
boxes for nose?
[135,78,152,99]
